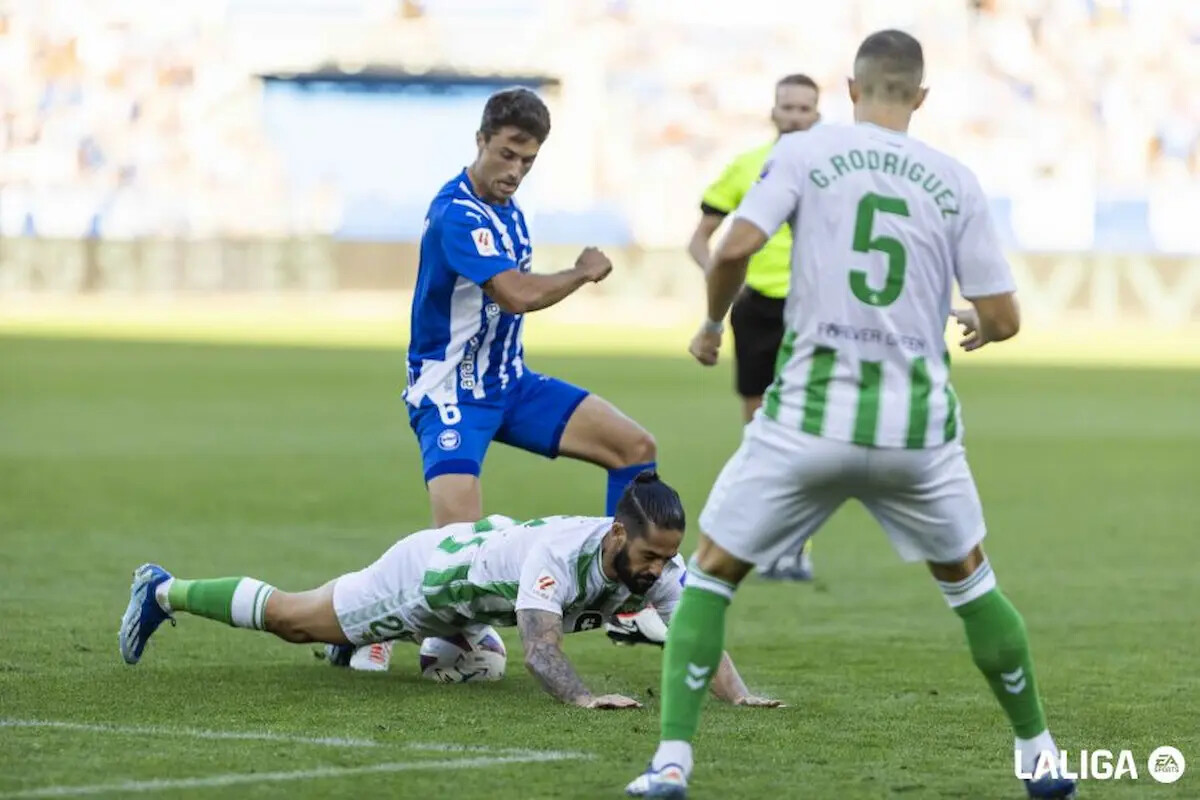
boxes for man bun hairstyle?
[615,470,686,538]
[480,87,552,143]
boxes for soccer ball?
[418,626,507,684]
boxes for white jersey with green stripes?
[417,515,684,635]
[735,122,1015,448]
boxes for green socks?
[943,565,1047,739]
[659,565,735,743]
[161,577,274,631]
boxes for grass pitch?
[1,335,1197,799]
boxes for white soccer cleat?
[625,763,688,798]
[348,641,393,672]
[606,606,668,648]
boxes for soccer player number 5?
[850,192,910,307]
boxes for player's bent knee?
[428,474,483,526]
[618,426,657,466]
[275,624,315,644]
[272,615,332,645]
[693,535,753,585]
[263,593,313,643]
[927,544,987,583]
[264,589,341,644]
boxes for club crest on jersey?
[471,227,498,257]
[437,429,461,451]
[758,160,773,181]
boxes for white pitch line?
[0,719,379,749]
[0,753,581,799]
[0,720,586,760]
[405,742,584,759]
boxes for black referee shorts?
[729,287,786,398]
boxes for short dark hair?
[615,471,686,538]
[776,73,819,95]
[853,29,924,102]
[479,87,551,143]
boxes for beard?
[613,547,658,595]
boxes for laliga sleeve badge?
[471,227,498,256]
[532,570,557,601]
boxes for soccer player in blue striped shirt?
[407,86,655,517]
[342,89,659,671]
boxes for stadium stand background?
[1,0,1197,346]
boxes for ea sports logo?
[1148,746,1185,784]
[437,429,461,451]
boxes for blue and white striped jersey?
[405,169,532,408]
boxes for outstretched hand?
[581,693,643,709]
[734,694,785,708]
[951,308,987,352]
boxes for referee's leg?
[729,288,783,423]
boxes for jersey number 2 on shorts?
[850,192,910,307]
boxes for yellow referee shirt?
[700,140,791,299]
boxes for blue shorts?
[408,371,589,482]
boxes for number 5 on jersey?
[851,193,910,307]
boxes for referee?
[686,73,821,581]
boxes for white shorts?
[332,526,448,646]
[700,417,987,565]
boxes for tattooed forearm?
[524,642,592,705]
[517,609,592,705]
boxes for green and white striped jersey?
[735,122,1016,448]
[417,515,684,635]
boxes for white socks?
[937,558,997,608]
[154,579,174,613]
[229,578,273,630]
[651,740,694,776]
[1017,729,1059,774]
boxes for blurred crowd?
[0,0,1196,246]
[603,0,1200,246]
[0,0,311,238]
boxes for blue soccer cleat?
[119,563,175,665]
[625,764,687,798]
[1025,775,1078,798]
